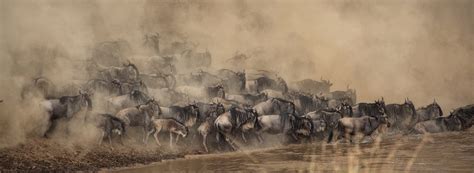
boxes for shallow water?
[112,129,474,172]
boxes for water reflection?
[111,129,474,172]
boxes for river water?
[112,129,474,172]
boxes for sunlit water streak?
[110,129,474,172]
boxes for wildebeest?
[86,79,122,96]
[327,113,390,143]
[411,104,473,134]
[255,112,313,143]
[146,118,189,148]
[117,79,149,95]
[40,91,92,137]
[114,99,161,143]
[286,91,329,114]
[159,104,200,129]
[293,78,332,95]
[385,98,417,132]
[107,90,151,113]
[148,88,187,107]
[352,98,386,118]
[253,98,296,116]
[95,113,126,145]
[225,92,268,105]
[303,103,352,139]
[174,84,224,101]
[329,86,357,106]
[253,76,288,93]
[89,60,140,82]
[216,69,246,94]
[197,103,226,152]
[214,106,259,150]
[413,100,443,124]
[176,69,222,87]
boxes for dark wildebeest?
[214,106,259,150]
[159,104,201,137]
[304,103,353,140]
[330,87,357,107]
[352,98,387,118]
[106,90,150,113]
[147,118,189,148]
[216,69,246,94]
[197,103,226,152]
[385,98,417,132]
[207,84,225,99]
[253,98,296,116]
[114,99,161,143]
[255,112,313,143]
[413,100,443,124]
[286,91,329,114]
[40,91,93,138]
[327,113,390,144]
[95,113,126,145]
[410,104,474,134]
[225,92,268,105]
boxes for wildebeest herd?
[18,36,474,153]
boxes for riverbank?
[0,139,189,172]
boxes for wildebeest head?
[75,90,93,111]
[236,70,246,90]
[403,97,417,116]
[122,61,139,80]
[336,102,353,117]
[289,113,313,136]
[423,100,443,118]
[375,98,387,116]
[141,98,161,117]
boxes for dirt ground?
[0,139,195,172]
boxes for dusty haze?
[0,0,473,144]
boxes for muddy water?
[113,129,474,172]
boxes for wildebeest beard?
[229,107,256,130]
[272,98,296,114]
[57,94,92,119]
[169,105,200,125]
[129,90,150,104]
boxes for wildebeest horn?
[433,98,437,103]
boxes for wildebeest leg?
[44,119,58,138]
[153,131,161,146]
[202,133,209,153]
[145,129,156,145]
[169,132,174,148]
[108,133,112,144]
[98,131,106,145]
[241,132,247,143]
[175,134,180,145]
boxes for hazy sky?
[1,0,473,111]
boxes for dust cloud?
[0,0,473,146]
